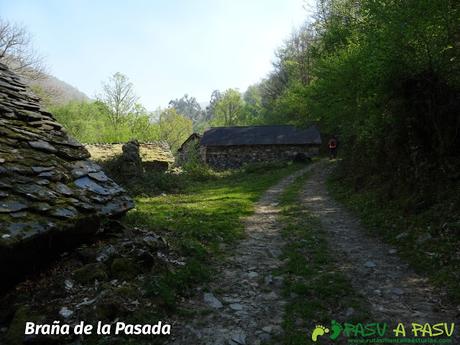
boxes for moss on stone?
[73,263,108,284]
[5,305,41,345]
[110,258,139,281]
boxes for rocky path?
[166,167,311,345]
[301,161,459,326]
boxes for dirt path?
[166,167,311,345]
[301,161,459,326]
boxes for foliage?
[211,88,245,126]
[158,108,193,151]
[169,94,205,128]
[50,100,159,143]
[97,72,139,130]
[328,170,460,303]
[51,90,193,151]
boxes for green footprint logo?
[311,325,329,342]
[330,320,343,340]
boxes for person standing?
[328,136,338,159]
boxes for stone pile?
[0,63,134,289]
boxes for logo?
[311,321,455,344]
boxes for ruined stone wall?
[85,142,174,164]
[203,144,320,169]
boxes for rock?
[396,232,409,240]
[0,63,134,292]
[120,140,143,177]
[203,292,223,309]
[391,287,404,295]
[50,206,78,219]
[262,326,273,333]
[364,260,376,268]
[96,245,117,262]
[229,330,246,345]
[416,233,432,245]
[229,303,243,311]
[28,140,57,153]
[74,176,111,195]
[388,249,397,254]
[0,200,28,213]
[258,332,271,342]
[264,274,273,285]
[263,291,278,300]
[59,307,73,319]
[247,271,258,279]
[64,279,74,290]
[73,263,108,284]
[88,171,109,182]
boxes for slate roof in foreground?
[0,63,134,263]
[200,125,322,147]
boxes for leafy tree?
[98,72,139,130]
[242,84,263,124]
[158,108,193,151]
[205,90,222,121]
[169,94,204,125]
[212,89,245,126]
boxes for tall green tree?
[158,108,193,151]
[98,72,139,130]
[212,89,245,126]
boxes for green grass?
[276,172,369,345]
[327,172,460,304]
[123,162,305,310]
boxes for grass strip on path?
[276,171,369,345]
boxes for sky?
[1,0,314,110]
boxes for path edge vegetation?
[327,165,460,304]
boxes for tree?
[158,108,193,151]
[205,90,222,121]
[212,89,245,126]
[242,84,263,124]
[0,17,45,79]
[98,72,139,130]
[168,94,204,124]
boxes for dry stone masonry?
[199,125,321,169]
[0,63,134,289]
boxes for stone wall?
[85,142,174,164]
[202,144,320,169]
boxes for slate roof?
[200,125,322,146]
[178,133,201,152]
[0,63,134,271]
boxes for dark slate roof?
[0,63,134,258]
[200,125,321,146]
[178,133,201,152]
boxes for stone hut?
[0,63,134,288]
[200,125,321,169]
[177,133,201,165]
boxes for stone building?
[200,125,321,169]
[0,63,134,289]
[177,133,201,165]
